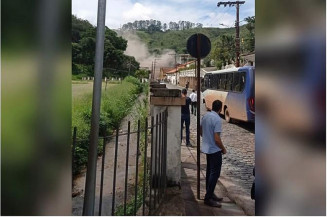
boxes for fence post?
[164,110,167,193]
[124,122,131,215]
[112,129,119,216]
[149,116,154,214]
[72,126,77,187]
[160,112,165,199]
[142,118,148,215]
[99,127,107,216]
[134,120,141,215]
[154,114,158,209]
[157,113,162,204]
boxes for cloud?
[123,3,153,20]
[72,0,254,29]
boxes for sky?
[72,0,255,29]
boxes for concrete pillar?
[150,85,185,186]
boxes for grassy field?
[72,81,117,99]
[72,77,145,175]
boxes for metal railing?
[72,109,168,215]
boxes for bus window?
[212,74,219,89]
[204,74,211,90]
[240,73,246,91]
[220,73,226,90]
[208,74,212,88]
[226,73,233,91]
[233,72,246,92]
[217,74,221,89]
[233,73,241,92]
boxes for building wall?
[179,77,198,90]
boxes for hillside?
[135,26,248,55]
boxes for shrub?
[72,77,146,175]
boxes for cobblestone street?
[188,103,255,194]
[166,83,255,215]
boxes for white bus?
[202,66,255,123]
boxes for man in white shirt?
[189,89,197,116]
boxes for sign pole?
[196,34,201,200]
[186,33,210,201]
[83,0,106,215]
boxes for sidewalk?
[154,143,245,216]
[163,82,254,215]
[180,144,245,216]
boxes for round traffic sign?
[187,33,211,59]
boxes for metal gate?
[72,109,168,215]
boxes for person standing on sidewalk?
[200,100,227,207]
[181,88,192,147]
[189,89,197,116]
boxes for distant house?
[241,53,255,66]
[159,67,175,80]
[164,62,219,90]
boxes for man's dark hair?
[212,100,222,112]
[192,89,195,92]
[182,88,187,95]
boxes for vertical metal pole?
[112,129,119,216]
[236,3,240,67]
[175,55,178,85]
[124,122,131,215]
[160,112,165,199]
[83,0,107,215]
[151,62,154,80]
[158,113,162,203]
[134,120,141,215]
[154,114,158,209]
[72,127,77,179]
[99,130,107,216]
[196,34,201,200]
[142,118,148,215]
[164,110,168,193]
[153,60,156,81]
[149,116,154,214]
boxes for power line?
[217,1,245,67]
[206,6,232,28]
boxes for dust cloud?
[118,31,176,79]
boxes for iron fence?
[72,109,168,216]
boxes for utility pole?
[151,61,155,80]
[153,58,161,81]
[83,0,106,215]
[169,53,179,85]
[217,1,245,67]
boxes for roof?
[207,66,254,75]
[202,67,217,73]
[165,60,196,74]
[241,53,255,62]
[160,67,175,73]
[208,67,240,74]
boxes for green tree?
[211,34,235,69]
[243,16,255,53]
[135,69,150,79]
[72,15,140,78]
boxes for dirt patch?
[72,94,146,215]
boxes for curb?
[219,176,255,216]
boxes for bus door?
[228,71,247,121]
